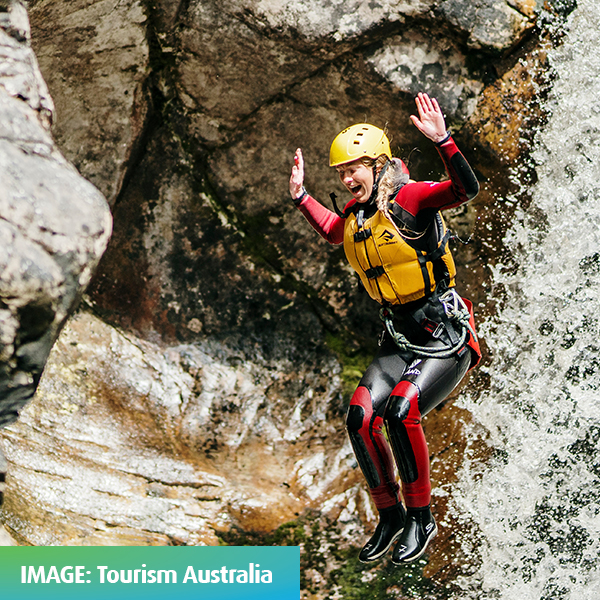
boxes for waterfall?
[453,1,600,598]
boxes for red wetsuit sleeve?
[296,194,345,245]
[395,136,479,217]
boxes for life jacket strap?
[414,227,452,292]
[366,265,385,279]
[329,192,346,217]
[416,229,451,266]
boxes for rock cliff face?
[0,1,111,438]
[0,0,569,596]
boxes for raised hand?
[410,92,448,143]
[289,148,305,199]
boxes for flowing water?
[453,1,600,598]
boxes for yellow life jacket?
[343,207,456,305]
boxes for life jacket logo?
[378,229,396,245]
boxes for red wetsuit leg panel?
[346,386,401,510]
[385,380,431,508]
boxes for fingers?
[292,149,304,179]
[423,92,436,113]
[290,148,305,198]
[415,92,440,116]
[409,114,422,129]
[412,93,447,141]
[414,93,426,119]
[409,114,428,137]
[294,147,304,172]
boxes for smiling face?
[336,160,374,203]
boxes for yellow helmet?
[329,124,392,167]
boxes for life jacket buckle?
[365,265,385,279]
[354,228,372,242]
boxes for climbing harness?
[379,288,477,358]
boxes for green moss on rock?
[325,332,375,401]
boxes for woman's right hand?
[289,148,305,199]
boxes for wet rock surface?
[82,0,543,355]
[0,0,570,596]
[28,0,150,205]
[1,310,357,546]
[0,1,112,430]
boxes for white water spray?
[454,1,600,598]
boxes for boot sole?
[391,523,438,564]
[359,528,404,563]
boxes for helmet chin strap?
[368,159,391,204]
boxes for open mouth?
[351,185,362,195]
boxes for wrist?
[292,187,308,206]
[434,131,452,146]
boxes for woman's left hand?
[410,92,448,143]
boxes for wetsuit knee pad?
[385,396,411,429]
[346,386,372,432]
[346,387,381,489]
[385,381,419,427]
[346,404,366,434]
[385,381,421,484]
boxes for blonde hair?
[366,155,410,236]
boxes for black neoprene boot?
[359,503,406,563]
[392,505,437,564]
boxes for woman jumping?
[289,93,481,564]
